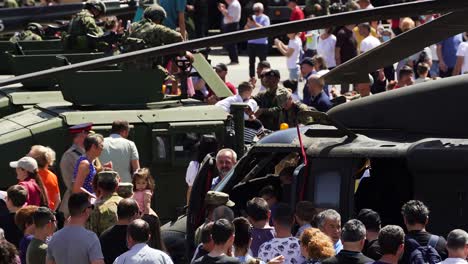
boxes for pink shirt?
[19,178,42,206]
[133,190,152,213]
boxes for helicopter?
[0,1,466,263]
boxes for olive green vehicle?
[0,52,241,221]
[0,39,109,116]
[0,1,467,263]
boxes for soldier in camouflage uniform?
[9,23,43,43]
[277,90,316,127]
[86,171,123,236]
[253,69,288,131]
[64,0,105,51]
[121,4,183,71]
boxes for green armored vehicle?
[0,54,240,221]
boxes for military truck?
[161,75,468,263]
[0,51,246,221]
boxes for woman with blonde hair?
[300,228,335,264]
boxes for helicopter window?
[314,171,341,209]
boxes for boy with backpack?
[400,200,447,263]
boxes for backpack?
[406,235,442,264]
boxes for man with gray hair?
[211,148,237,188]
[307,74,332,112]
[323,219,374,264]
[438,229,468,264]
[317,209,343,253]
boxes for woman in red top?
[10,156,49,207]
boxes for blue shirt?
[309,91,332,112]
[439,34,463,68]
[334,239,343,254]
[247,14,270,45]
[160,0,187,30]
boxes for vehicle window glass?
[314,171,341,208]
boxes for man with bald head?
[212,149,237,188]
[114,219,173,264]
[307,74,332,112]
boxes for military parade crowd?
[1,0,468,263]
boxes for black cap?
[262,69,280,78]
[214,63,228,72]
[299,57,315,66]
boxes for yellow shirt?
[353,27,378,51]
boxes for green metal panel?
[58,69,165,105]
[192,53,233,98]
[8,53,105,89]
[9,91,65,105]
[60,105,229,125]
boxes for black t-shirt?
[335,26,357,63]
[100,225,128,264]
[193,255,241,264]
[400,230,448,263]
[322,250,375,264]
[0,212,22,248]
[363,239,382,261]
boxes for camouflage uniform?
[279,101,316,127]
[253,86,288,131]
[86,192,122,235]
[121,18,183,70]
[64,9,104,50]
[3,0,19,8]
[9,30,42,43]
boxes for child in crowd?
[275,32,302,81]
[132,168,155,215]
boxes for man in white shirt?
[258,203,305,264]
[453,40,468,75]
[100,120,140,183]
[358,23,381,54]
[114,219,173,264]
[437,229,468,264]
[218,0,241,64]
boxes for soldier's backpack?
[406,235,442,264]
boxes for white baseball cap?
[9,156,38,173]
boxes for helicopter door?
[186,153,217,253]
[294,158,362,221]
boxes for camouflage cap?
[85,0,106,15]
[117,182,134,198]
[205,191,235,207]
[144,4,167,22]
[96,170,119,185]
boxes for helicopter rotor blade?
[322,11,468,84]
[0,0,466,88]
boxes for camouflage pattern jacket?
[279,101,316,128]
[68,9,103,37]
[86,192,122,236]
[253,86,288,130]
[9,30,42,43]
[121,18,182,70]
